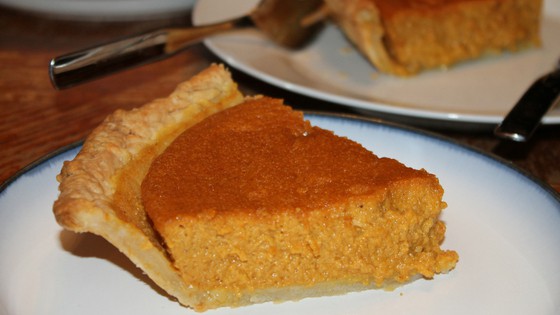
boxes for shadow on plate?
[58,229,174,302]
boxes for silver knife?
[494,64,560,142]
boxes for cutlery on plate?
[494,59,560,142]
[49,0,324,90]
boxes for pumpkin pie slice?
[54,64,458,311]
[324,0,542,75]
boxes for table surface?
[0,6,559,193]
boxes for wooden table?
[1,6,559,193]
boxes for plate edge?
[0,141,83,194]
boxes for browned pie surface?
[373,0,493,16]
[142,97,433,225]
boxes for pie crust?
[54,64,245,307]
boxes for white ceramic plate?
[0,0,194,20]
[193,0,560,127]
[1,114,559,314]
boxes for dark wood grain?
[0,6,558,193]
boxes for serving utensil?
[494,59,560,142]
[49,0,324,90]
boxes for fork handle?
[49,17,251,90]
[494,69,560,142]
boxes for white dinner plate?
[193,0,560,127]
[0,0,194,20]
[1,114,559,314]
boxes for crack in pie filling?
[54,64,458,311]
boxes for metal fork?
[48,0,324,90]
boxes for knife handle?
[49,18,250,90]
[49,29,172,90]
[494,69,560,142]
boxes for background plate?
[1,114,559,314]
[0,0,194,20]
[193,0,560,127]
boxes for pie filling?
[138,97,458,308]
